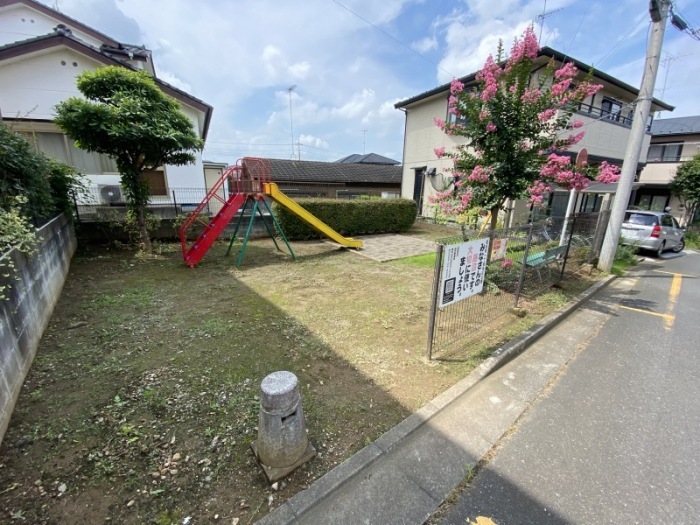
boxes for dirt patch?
[0,223,602,524]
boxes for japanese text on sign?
[439,238,490,308]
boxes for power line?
[595,10,650,68]
[331,0,455,78]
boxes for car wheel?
[672,238,685,253]
[656,241,665,258]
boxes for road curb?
[256,274,617,524]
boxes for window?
[26,132,118,174]
[601,97,622,121]
[647,143,682,162]
[661,215,674,227]
[142,170,167,196]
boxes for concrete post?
[252,371,316,483]
[598,1,670,272]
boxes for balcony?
[576,102,634,129]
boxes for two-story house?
[0,0,212,204]
[395,46,673,224]
[636,115,700,225]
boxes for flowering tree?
[430,27,620,229]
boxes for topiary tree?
[55,66,204,252]
[431,27,619,229]
[671,152,700,226]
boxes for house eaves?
[395,46,675,113]
[0,0,121,47]
[0,30,214,140]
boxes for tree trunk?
[136,203,152,252]
[489,205,499,231]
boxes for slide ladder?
[263,182,362,249]
[180,166,245,267]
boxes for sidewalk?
[257,275,621,525]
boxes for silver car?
[620,210,685,256]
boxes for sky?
[37,0,700,164]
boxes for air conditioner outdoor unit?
[99,185,123,204]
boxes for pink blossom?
[501,258,514,269]
[565,131,585,146]
[434,117,446,131]
[538,109,557,122]
[539,153,571,179]
[450,79,465,95]
[479,110,489,121]
[486,121,497,133]
[570,120,584,129]
[508,26,540,64]
[577,82,603,98]
[555,62,577,80]
[551,78,571,96]
[521,88,542,104]
[468,165,491,182]
[595,161,621,183]
[434,146,446,159]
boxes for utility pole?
[287,85,297,160]
[598,0,670,273]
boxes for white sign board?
[439,238,490,308]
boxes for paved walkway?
[256,277,616,525]
[351,234,437,262]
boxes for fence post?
[426,243,444,361]
[172,190,178,217]
[514,222,534,308]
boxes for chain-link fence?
[427,212,609,359]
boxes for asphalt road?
[438,250,700,525]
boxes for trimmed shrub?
[273,198,417,240]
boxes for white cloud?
[412,36,437,53]
[299,134,329,149]
[331,89,376,119]
[156,70,192,92]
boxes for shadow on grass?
[0,242,411,525]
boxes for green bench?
[521,245,567,280]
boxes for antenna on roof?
[361,129,367,154]
[536,0,565,44]
[656,52,692,117]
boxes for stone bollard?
[251,371,316,483]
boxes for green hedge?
[273,198,417,240]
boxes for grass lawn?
[0,222,602,524]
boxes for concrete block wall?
[0,214,76,445]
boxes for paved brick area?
[350,234,437,262]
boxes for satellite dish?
[427,169,454,192]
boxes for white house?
[636,115,700,225]
[0,0,212,204]
[395,46,674,223]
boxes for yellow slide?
[263,183,363,249]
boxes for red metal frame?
[179,157,272,267]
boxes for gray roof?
[265,158,401,185]
[650,116,700,136]
[335,153,400,165]
[395,46,674,112]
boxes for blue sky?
[40,0,700,164]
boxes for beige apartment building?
[395,46,673,224]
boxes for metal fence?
[426,211,610,359]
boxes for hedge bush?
[273,198,417,240]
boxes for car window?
[672,217,680,228]
[625,213,657,226]
[661,215,674,227]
